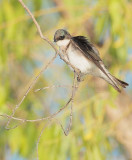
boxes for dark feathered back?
[72,36,101,61]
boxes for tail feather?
[110,75,129,92]
[99,62,127,92]
[114,77,128,88]
[102,73,128,92]
[110,81,121,93]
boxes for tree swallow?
[54,29,128,92]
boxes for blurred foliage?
[0,0,132,160]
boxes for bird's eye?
[60,36,65,40]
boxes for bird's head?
[54,29,71,46]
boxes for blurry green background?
[0,0,132,160]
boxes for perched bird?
[54,29,128,92]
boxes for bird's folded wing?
[72,36,101,60]
[71,36,117,86]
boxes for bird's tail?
[107,74,129,92]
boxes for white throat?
[56,39,70,47]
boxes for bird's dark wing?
[71,36,101,61]
[71,36,118,89]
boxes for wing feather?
[71,36,118,88]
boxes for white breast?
[57,41,102,76]
[66,45,96,74]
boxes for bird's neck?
[56,39,70,48]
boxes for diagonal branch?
[18,0,80,73]
[36,121,53,160]
[5,54,57,129]
[1,97,72,123]
[5,0,81,131]
[64,72,80,135]
[5,0,73,129]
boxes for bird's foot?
[74,69,83,82]
[77,75,84,82]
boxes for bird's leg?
[77,74,84,82]
[74,69,83,82]
[77,75,81,82]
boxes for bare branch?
[55,119,68,136]
[18,0,80,74]
[36,121,53,160]
[5,0,81,129]
[18,0,58,52]
[65,72,80,135]
[1,97,72,123]
[34,84,71,93]
[5,54,57,129]
[0,1,83,159]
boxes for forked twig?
[5,54,57,129]
[1,97,72,123]
[0,1,82,159]
[18,0,80,73]
[5,0,80,129]
[65,72,80,135]
[36,120,53,160]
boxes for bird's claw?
[77,76,84,82]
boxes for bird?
[54,29,128,92]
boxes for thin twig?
[36,121,52,160]
[55,119,68,136]
[1,97,72,123]
[66,73,76,135]
[53,73,80,136]
[5,0,81,129]
[18,0,79,73]
[34,84,71,93]
[5,0,79,129]
[65,72,80,135]
[5,54,57,130]
[0,1,83,160]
